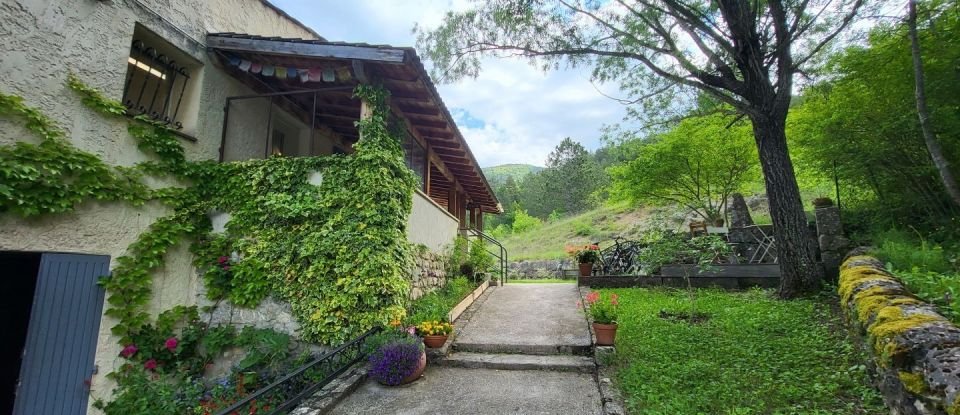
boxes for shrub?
[573,219,596,236]
[512,208,542,233]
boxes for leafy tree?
[417,0,866,298]
[788,1,960,227]
[610,113,757,223]
[907,0,960,207]
[542,137,606,214]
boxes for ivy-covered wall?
[1,76,420,411]
[0,2,326,410]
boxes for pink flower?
[144,359,158,371]
[119,344,138,358]
[164,337,178,352]
[222,265,231,271]
[610,293,619,305]
[585,291,600,304]
[218,256,229,264]
[406,326,416,335]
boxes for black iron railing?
[213,327,380,415]
[466,228,508,284]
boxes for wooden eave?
[207,33,501,213]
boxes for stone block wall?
[839,253,960,415]
[509,259,574,279]
[815,204,849,282]
[410,249,447,300]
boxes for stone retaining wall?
[410,248,447,300]
[839,253,960,415]
[509,259,575,279]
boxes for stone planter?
[593,322,618,346]
[422,334,448,349]
[579,263,593,277]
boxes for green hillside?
[498,202,655,261]
[482,164,543,186]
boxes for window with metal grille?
[122,39,191,130]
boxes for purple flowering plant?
[367,331,424,386]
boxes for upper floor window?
[401,130,426,190]
[122,26,199,131]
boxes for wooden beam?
[208,35,407,63]
[407,118,449,129]
[396,104,440,116]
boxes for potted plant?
[579,291,620,345]
[573,245,601,277]
[416,320,453,348]
[367,329,426,386]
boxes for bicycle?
[598,236,644,275]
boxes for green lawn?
[606,288,885,415]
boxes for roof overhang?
[206,33,501,213]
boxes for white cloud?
[271,0,629,167]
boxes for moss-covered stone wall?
[839,252,960,415]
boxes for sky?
[270,0,629,168]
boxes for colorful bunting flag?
[223,53,349,84]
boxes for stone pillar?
[729,193,754,227]
[726,193,756,263]
[814,204,849,282]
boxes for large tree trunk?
[750,115,821,298]
[908,0,960,208]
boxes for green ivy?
[3,77,418,346]
[0,93,151,216]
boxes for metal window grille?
[122,39,191,129]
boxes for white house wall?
[408,189,461,253]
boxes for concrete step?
[453,341,593,356]
[437,352,596,373]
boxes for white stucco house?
[0,1,500,413]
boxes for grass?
[507,278,575,284]
[607,288,886,415]
[406,277,477,324]
[499,202,650,260]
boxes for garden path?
[328,283,603,414]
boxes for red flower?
[164,337,178,352]
[610,293,619,305]
[218,256,229,264]
[585,291,600,304]
[120,344,138,358]
[144,359,158,371]
[222,265,231,271]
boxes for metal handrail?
[213,326,381,415]
[465,228,508,285]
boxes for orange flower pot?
[399,351,427,385]
[593,322,618,346]
[579,263,593,277]
[423,335,448,348]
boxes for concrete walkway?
[455,283,592,355]
[328,283,603,415]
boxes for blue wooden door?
[13,253,108,415]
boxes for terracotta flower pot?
[593,322,618,346]
[423,334,448,348]
[579,263,593,277]
[399,350,427,385]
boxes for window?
[388,112,426,189]
[122,34,193,130]
[271,129,286,156]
